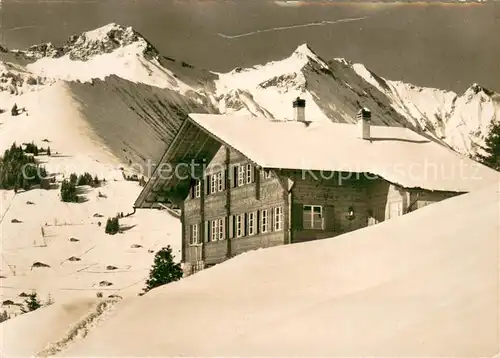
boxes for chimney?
[293,97,306,122]
[357,107,371,140]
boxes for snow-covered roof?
[189,113,499,192]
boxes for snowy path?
[35,299,120,358]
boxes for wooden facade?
[181,145,459,276]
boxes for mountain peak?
[64,23,158,61]
[464,82,495,98]
[9,23,158,62]
[290,43,328,68]
[80,23,127,42]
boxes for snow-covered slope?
[0,81,182,317]
[3,183,498,357]
[351,62,500,155]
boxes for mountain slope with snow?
[0,80,182,317]
[4,23,499,157]
[351,61,500,155]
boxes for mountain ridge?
[1,23,499,158]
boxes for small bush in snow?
[143,246,183,293]
[105,216,120,235]
[11,103,18,116]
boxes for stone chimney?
[357,107,371,140]
[293,97,306,122]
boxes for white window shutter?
[270,208,275,232]
[204,221,209,242]
[221,218,226,240]
[228,215,234,239]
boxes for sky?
[1,0,499,93]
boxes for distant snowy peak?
[214,43,331,121]
[218,43,326,91]
[14,24,197,94]
[13,23,157,62]
[348,60,500,154]
[291,44,329,69]
[63,23,158,61]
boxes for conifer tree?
[143,246,183,293]
[0,310,9,323]
[60,179,78,202]
[476,121,500,171]
[20,292,42,313]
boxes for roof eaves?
[133,118,191,209]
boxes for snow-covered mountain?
[351,62,500,155]
[1,22,498,317]
[4,23,498,158]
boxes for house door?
[388,202,403,219]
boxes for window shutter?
[221,218,226,240]
[204,221,209,242]
[292,203,303,230]
[187,224,192,244]
[256,210,260,234]
[204,176,209,195]
[223,169,228,190]
[190,181,195,199]
[270,208,275,232]
[228,215,234,239]
[324,205,335,232]
[255,167,261,200]
[244,213,248,236]
[250,165,255,183]
[232,166,238,188]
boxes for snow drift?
[4,183,497,357]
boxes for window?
[211,220,219,242]
[218,218,225,240]
[388,202,402,219]
[216,172,224,192]
[274,206,283,231]
[303,205,324,230]
[194,180,201,198]
[238,166,246,187]
[248,212,256,236]
[265,170,272,179]
[260,209,268,233]
[236,214,244,238]
[190,224,199,244]
[210,174,217,195]
[246,164,252,184]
